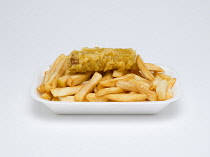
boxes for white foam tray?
[31,65,181,114]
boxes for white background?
[1,0,210,156]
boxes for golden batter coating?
[67,47,136,73]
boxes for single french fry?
[74,72,102,102]
[64,69,70,75]
[67,72,92,87]
[45,55,67,92]
[116,80,138,92]
[83,98,89,102]
[168,78,176,89]
[113,70,129,77]
[50,85,84,97]
[57,73,73,87]
[131,73,151,85]
[165,78,176,100]
[136,55,154,81]
[86,93,108,102]
[128,79,150,89]
[145,63,165,72]
[100,74,134,87]
[41,92,52,100]
[37,84,46,93]
[51,97,59,101]
[96,87,124,97]
[129,91,137,94]
[156,80,168,101]
[94,86,98,93]
[57,84,63,88]
[105,94,148,102]
[150,76,162,90]
[80,81,89,85]
[155,73,171,81]
[58,96,75,102]
[166,88,173,100]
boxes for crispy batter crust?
[67,47,136,73]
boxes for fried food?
[132,73,151,85]
[154,73,171,81]
[74,72,102,102]
[96,87,124,97]
[96,71,113,91]
[37,47,176,102]
[136,55,154,81]
[67,72,92,87]
[67,47,136,73]
[41,92,52,100]
[149,76,162,90]
[99,74,134,87]
[50,85,84,97]
[58,96,75,102]
[156,80,168,100]
[168,78,176,89]
[45,54,67,92]
[128,79,150,89]
[116,80,157,101]
[86,93,108,102]
[57,73,73,87]
[113,70,129,77]
[145,63,165,72]
[105,94,148,102]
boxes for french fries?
[50,85,84,97]
[45,54,67,92]
[57,73,73,87]
[74,72,102,102]
[96,71,113,91]
[128,79,150,89]
[156,80,168,101]
[136,55,154,81]
[41,92,52,100]
[51,97,59,101]
[58,96,75,102]
[154,73,171,81]
[86,93,108,102]
[132,73,151,85]
[168,78,176,89]
[116,80,138,93]
[145,63,165,73]
[100,74,134,87]
[166,88,173,100]
[67,72,92,87]
[105,94,148,102]
[38,50,176,102]
[129,91,137,94]
[96,87,124,97]
[113,70,129,77]
[149,76,162,90]
[130,63,139,71]
[116,80,157,101]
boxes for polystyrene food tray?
[31,65,181,114]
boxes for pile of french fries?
[37,54,176,102]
